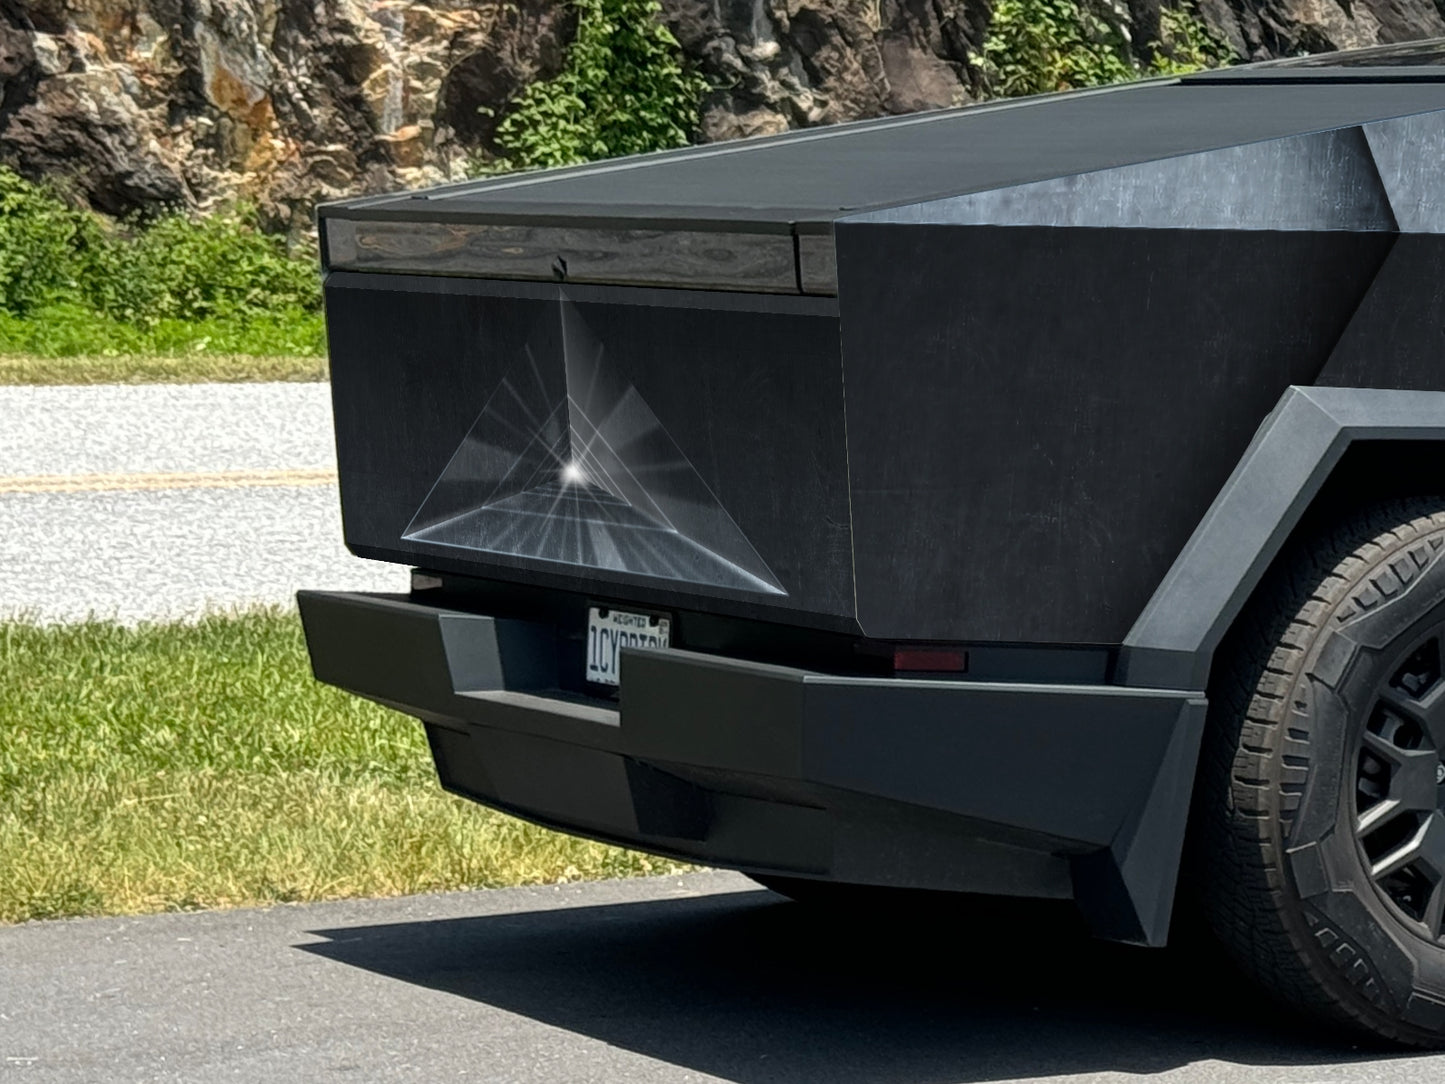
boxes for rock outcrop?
[0,0,1442,230]
[1198,0,1445,60]
[0,0,578,228]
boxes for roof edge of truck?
[318,76,1169,218]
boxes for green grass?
[0,305,326,362]
[0,352,325,385]
[0,610,680,924]
[0,167,326,382]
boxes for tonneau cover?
[321,60,1445,293]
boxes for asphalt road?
[3,871,1444,1084]
[0,383,406,622]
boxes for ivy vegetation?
[983,0,1234,98]
[0,168,323,359]
[487,0,1230,173]
[489,0,706,171]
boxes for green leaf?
[487,0,706,173]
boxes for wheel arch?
[1120,386,1445,693]
[1088,388,1445,948]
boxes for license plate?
[586,607,671,686]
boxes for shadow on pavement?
[299,885,1396,1083]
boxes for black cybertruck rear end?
[302,60,1445,957]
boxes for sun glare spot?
[561,462,587,485]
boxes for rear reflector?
[892,647,968,673]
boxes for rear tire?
[1191,498,1445,1047]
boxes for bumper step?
[299,589,1206,946]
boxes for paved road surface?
[3,872,1443,1084]
[0,383,406,623]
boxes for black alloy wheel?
[1354,629,1445,942]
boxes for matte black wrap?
[321,76,1445,647]
[299,589,1206,946]
[308,66,1445,949]
[325,273,855,626]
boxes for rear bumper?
[298,590,1207,946]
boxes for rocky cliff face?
[0,0,1442,230]
[1197,0,1444,59]
[0,1,579,229]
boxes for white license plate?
[586,607,671,686]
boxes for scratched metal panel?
[856,127,1396,232]
[1362,110,1445,233]
[834,223,1393,643]
[1316,234,1445,391]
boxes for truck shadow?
[299,885,1391,1083]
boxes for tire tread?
[1191,498,1445,1047]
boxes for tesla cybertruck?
[301,39,1445,1045]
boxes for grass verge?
[0,610,680,924]
[0,353,326,385]
[0,306,326,362]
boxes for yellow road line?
[0,468,338,495]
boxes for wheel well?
[1308,440,1445,518]
[1208,438,1445,692]
[1180,447,1445,958]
